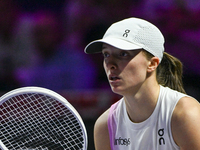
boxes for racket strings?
[0,93,85,150]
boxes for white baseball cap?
[84,17,165,62]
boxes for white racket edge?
[0,86,88,150]
[0,140,8,150]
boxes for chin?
[111,86,124,96]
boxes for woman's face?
[102,43,150,95]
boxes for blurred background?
[0,0,200,149]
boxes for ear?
[147,57,159,72]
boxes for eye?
[119,51,128,57]
[102,52,110,58]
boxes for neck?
[124,77,160,123]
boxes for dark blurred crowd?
[0,0,200,99]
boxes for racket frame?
[0,86,88,150]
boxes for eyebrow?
[101,46,108,52]
[102,45,107,49]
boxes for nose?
[104,56,117,70]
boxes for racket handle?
[0,140,8,150]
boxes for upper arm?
[94,109,111,150]
[172,96,200,150]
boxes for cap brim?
[84,38,142,54]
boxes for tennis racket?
[0,87,87,150]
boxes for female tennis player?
[84,17,200,150]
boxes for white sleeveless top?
[108,85,187,150]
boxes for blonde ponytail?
[156,52,186,94]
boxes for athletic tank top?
[108,85,187,150]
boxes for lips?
[109,74,120,81]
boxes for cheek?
[103,61,107,72]
[124,60,148,81]
[103,61,110,78]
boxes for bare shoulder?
[94,109,111,150]
[172,96,200,149]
